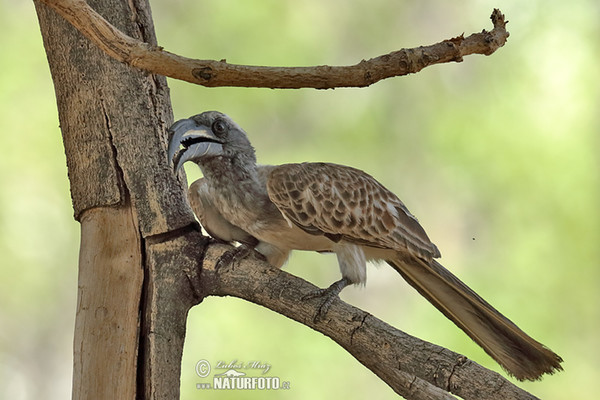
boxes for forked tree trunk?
[34,0,202,397]
[34,1,539,399]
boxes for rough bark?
[140,230,207,399]
[35,0,193,233]
[35,0,198,398]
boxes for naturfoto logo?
[195,359,291,390]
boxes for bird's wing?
[188,178,257,246]
[266,162,440,260]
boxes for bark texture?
[35,0,198,398]
[35,0,192,233]
[140,230,207,399]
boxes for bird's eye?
[212,119,227,136]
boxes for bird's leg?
[216,243,265,271]
[302,277,352,322]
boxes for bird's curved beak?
[168,118,224,173]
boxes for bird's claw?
[302,278,351,322]
[216,244,262,270]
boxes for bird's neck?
[197,154,278,230]
[198,154,266,200]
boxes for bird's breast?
[208,182,334,252]
[251,220,334,252]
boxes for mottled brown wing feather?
[266,162,440,260]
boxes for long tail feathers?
[387,255,563,381]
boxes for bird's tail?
[386,255,563,381]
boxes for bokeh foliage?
[1,0,598,399]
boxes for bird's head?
[168,111,256,173]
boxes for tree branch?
[39,0,509,89]
[193,243,538,400]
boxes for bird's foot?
[302,278,351,322]
[216,244,264,271]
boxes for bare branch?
[196,243,538,400]
[39,0,509,89]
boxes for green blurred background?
[1,0,598,398]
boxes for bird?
[167,110,563,381]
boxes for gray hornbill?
[168,110,562,381]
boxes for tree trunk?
[34,0,200,397]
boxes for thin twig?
[39,0,509,89]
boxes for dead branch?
[39,0,509,89]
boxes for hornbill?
[168,111,562,381]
